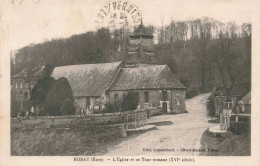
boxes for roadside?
[199,117,251,156]
[103,93,213,156]
[11,93,216,156]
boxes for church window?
[24,92,28,100]
[86,97,90,106]
[146,57,152,63]
[144,91,149,103]
[20,82,23,88]
[122,93,126,99]
[162,90,167,101]
[114,94,118,102]
[15,83,18,89]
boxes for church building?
[51,24,186,114]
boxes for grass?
[200,119,251,156]
[11,124,152,156]
[11,126,123,156]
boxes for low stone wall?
[11,109,150,129]
[148,107,163,117]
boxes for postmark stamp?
[95,0,142,30]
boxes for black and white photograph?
[0,0,259,165]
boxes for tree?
[121,92,139,112]
[60,99,76,115]
[31,76,55,107]
[31,77,56,106]
[30,64,54,105]
[209,23,241,95]
[44,77,74,116]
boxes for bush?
[60,99,76,115]
[11,102,20,118]
[38,109,48,116]
[31,77,56,107]
[230,121,250,135]
[207,98,215,116]
[186,89,198,99]
[121,92,139,112]
[102,92,139,113]
[44,77,74,116]
[20,110,26,117]
[103,102,120,113]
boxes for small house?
[237,92,251,114]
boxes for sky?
[0,0,252,53]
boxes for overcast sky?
[1,0,252,53]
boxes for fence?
[223,102,232,109]
[124,110,148,130]
[11,108,162,129]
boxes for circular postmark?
[95,0,142,30]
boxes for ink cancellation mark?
[95,0,142,30]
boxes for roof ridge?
[55,61,122,68]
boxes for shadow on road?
[148,121,173,126]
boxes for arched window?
[15,83,18,89]
[24,92,28,100]
[114,94,118,102]
[162,90,167,101]
[144,91,149,103]
[122,93,126,99]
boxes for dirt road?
[104,93,214,156]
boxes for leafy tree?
[11,18,251,95]
[121,92,139,112]
[30,64,55,107]
[60,99,76,115]
[103,102,120,113]
[31,77,55,107]
[44,77,74,116]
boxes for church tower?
[124,23,157,67]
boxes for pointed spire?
[130,22,153,38]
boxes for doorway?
[162,102,167,113]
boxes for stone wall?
[11,110,149,129]
[108,88,186,113]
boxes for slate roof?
[12,66,45,78]
[130,23,153,37]
[12,68,28,78]
[128,42,155,52]
[238,92,251,105]
[51,62,122,97]
[33,66,45,77]
[108,65,185,91]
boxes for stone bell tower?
[124,23,157,67]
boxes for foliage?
[11,18,251,93]
[121,92,139,112]
[103,102,121,113]
[38,109,48,116]
[206,97,215,116]
[230,119,250,135]
[11,126,121,155]
[186,89,199,99]
[60,99,76,115]
[31,77,56,107]
[42,64,55,78]
[44,77,74,116]
[102,92,139,113]
[11,102,20,118]
[200,129,250,156]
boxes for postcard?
[0,0,259,165]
